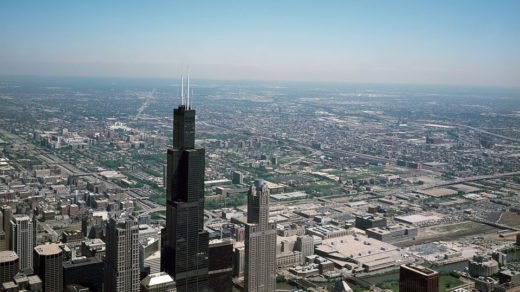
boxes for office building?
[400,264,439,292]
[0,251,18,284]
[0,209,9,251]
[63,256,104,292]
[232,171,244,185]
[10,214,36,274]
[0,206,13,251]
[104,216,140,292]
[34,243,63,292]
[141,272,176,292]
[244,180,277,292]
[161,86,209,291]
[208,239,233,292]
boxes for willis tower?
[162,75,209,291]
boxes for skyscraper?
[33,243,63,292]
[162,78,209,291]
[10,214,36,274]
[399,264,439,292]
[244,180,277,292]
[0,251,19,284]
[0,206,13,252]
[104,216,140,292]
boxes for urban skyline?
[1,1,520,292]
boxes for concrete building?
[10,214,36,274]
[0,251,18,284]
[306,225,351,239]
[468,254,500,277]
[295,235,314,258]
[141,272,176,292]
[365,223,418,242]
[140,237,161,274]
[0,206,13,251]
[104,217,140,292]
[34,243,63,292]
[399,264,439,292]
[232,171,244,185]
[354,215,387,230]
[244,180,277,292]
[81,238,105,260]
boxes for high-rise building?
[63,256,104,292]
[0,210,9,251]
[232,171,244,185]
[104,216,140,292]
[208,239,233,292]
[399,264,439,292]
[161,88,209,291]
[10,214,36,274]
[140,272,176,292]
[33,243,63,292]
[0,251,19,284]
[244,180,277,292]
[0,206,13,251]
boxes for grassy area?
[439,274,464,292]
[150,211,166,220]
[431,221,480,233]
[205,193,247,210]
[150,194,166,205]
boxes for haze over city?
[1,0,519,86]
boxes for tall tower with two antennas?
[161,74,209,291]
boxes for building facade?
[208,239,233,292]
[10,214,36,274]
[33,243,63,292]
[0,251,18,284]
[244,180,277,292]
[161,102,209,291]
[399,264,439,292]
[104,217,140,292]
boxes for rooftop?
[0,251,18,263]
[34,243,62,256]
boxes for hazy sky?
[1,1,519,86]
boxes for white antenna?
[181,74,185,106]
[187,71,190,109]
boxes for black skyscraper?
[161,100,209,291]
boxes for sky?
[0,1,519,87]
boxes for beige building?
[244,180,277,292]
[10,215,36,274]
[104,217,140,292]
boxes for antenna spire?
[181,74,185,106]
[187,71,190,109]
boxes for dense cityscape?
[1,1,519,291]
[0,76,519,291]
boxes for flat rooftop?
[34,243,62,256]
[401,264,439,276]
[0,251,18,263]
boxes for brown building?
[34,243,63,292]
[400,264,439,292]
